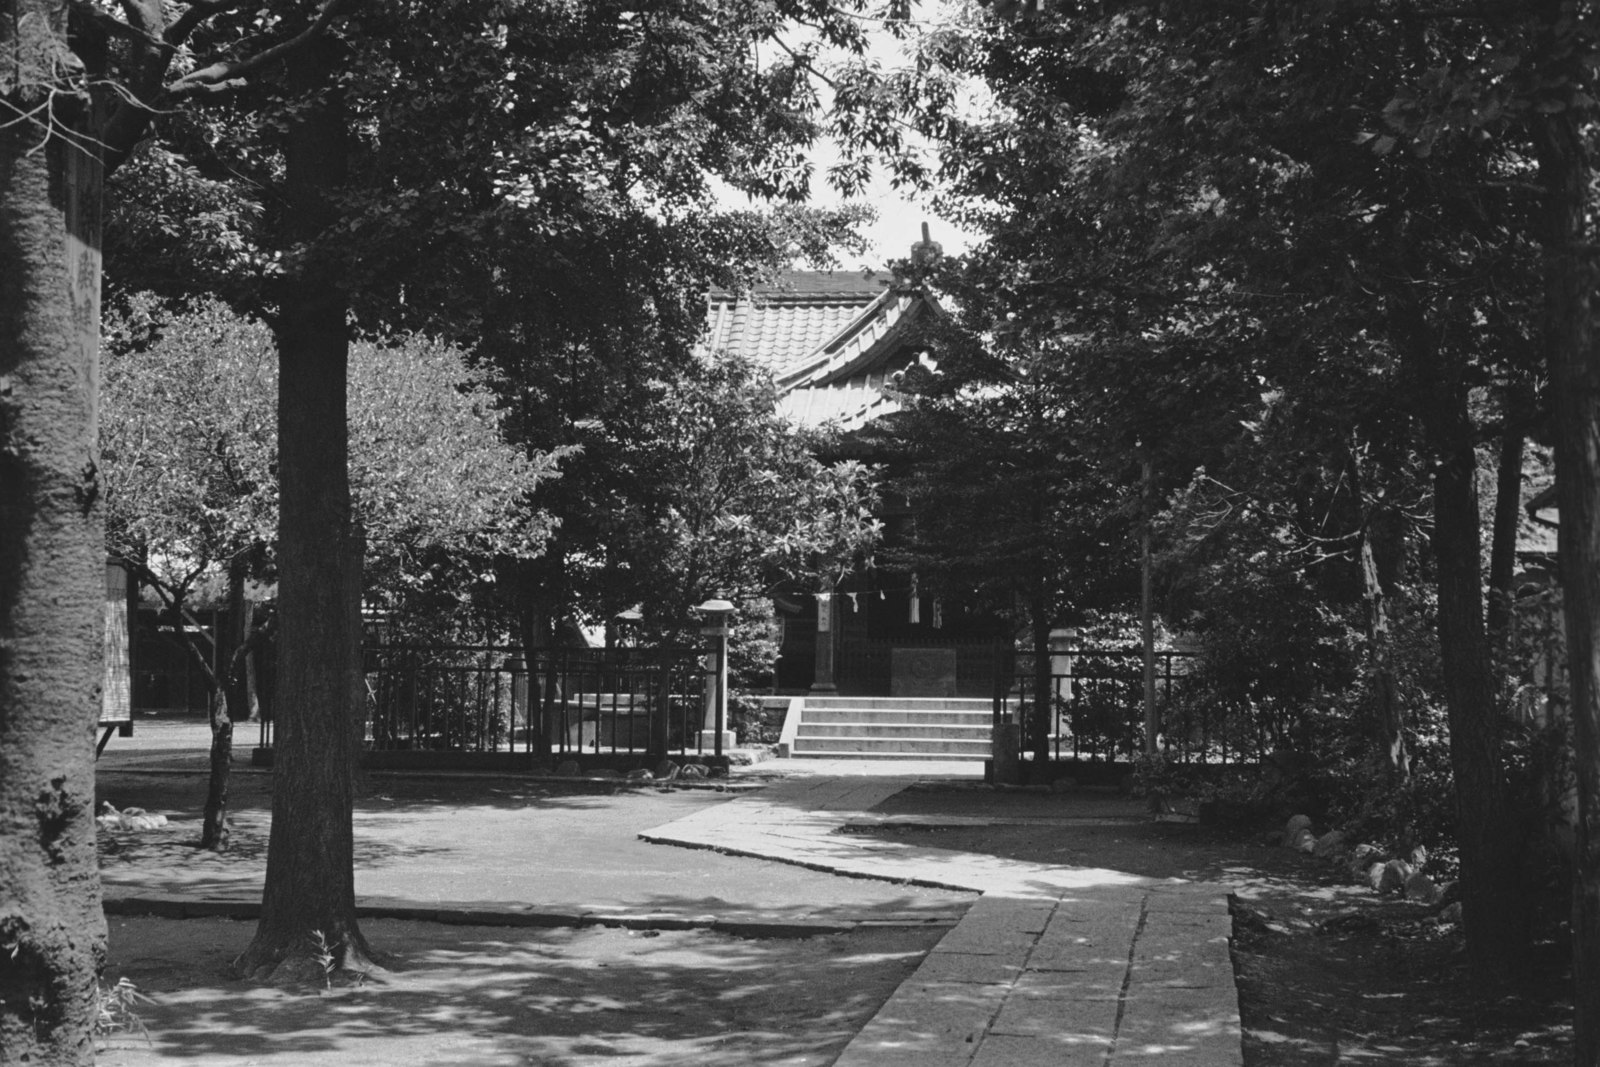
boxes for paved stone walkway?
[642,774,1242,1066]
[101,733,1242,1063]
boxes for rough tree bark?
[518,597,558,756]
[1347,444,1409,779]
[1401,295,1529,977]
[1430,438,1530,975]
[1535,103,1600,1067]
[1359,509,1409,780]
[199,556,252,851]
[1486,422,1526,660]
[233,33,373,980]
[0,0,109,1057]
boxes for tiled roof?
[703,270,931,432]
[777,291,917,390]
[1520,481,1559,557]
[709,270,890,302]
[705,271,893,376]
[777,371,904,429]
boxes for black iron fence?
[516,646,717,758]
[258,644,719,760]
[998,648,1272,765]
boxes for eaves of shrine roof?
[703,269,939,432]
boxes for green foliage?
[903,4,1583,893]
[92,977,152,1046]
[730,692,783,746]
[102,295,279,595]
[1504,581,1581,854]
[518,350,881,640]
[98,0,910,318]
[727,600,785,689]
[101,296,551,612]
[105,145,266,309]
[1319,729,1460,874]
[92,0,919,675]
[876,308,1139,629]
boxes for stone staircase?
[782,696,993,760]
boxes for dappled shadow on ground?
[97,812,271,897]
[1231,897,1571,1066]
[846,780,1574,1065]
[97,772,973,920]
[97,916,942,1067]
[96,765,719,814]
[840,815,1270,884]
[98,811,457,900]
[838,779,1279,885]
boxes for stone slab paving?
[641,774,1243,1066]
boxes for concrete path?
[642,774,1242,1066]
[101,727,1241,1063]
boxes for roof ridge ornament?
[910,222,943,268]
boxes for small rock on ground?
[1312,830,1347,860]
[1377,859,1413,895]
[1404,871,1440,905]
[1347,843,1385,880]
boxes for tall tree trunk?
[1486,424,1525,660]
[0,3,109,1055]
[1349,445,1409,778]
[199,686,234,851]
[1360,532,1407,780]
[242,583,262,721]
[1399,289,1528,976]
[1431,440,1528,975]
[234,33,372,981]
[200,556,250,851]
[519,594,558,757]
[1535,104,1600,1065]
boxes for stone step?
[796,723,992,740]
[787,750,992,761]
[802,709,992,726]
[804,697,993,711]
[791,736,992,757]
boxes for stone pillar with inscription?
[810,585,838,694]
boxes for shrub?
[731,691,782,745]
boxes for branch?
[164,0,354,99]
[114,0,164,39]
[103,0,350,169]
[227,608,275,687]
[67,0,163,49]
[123,559,224,691]
[171,601,224,693]
[770,35,838,91]
[165,0,252,48]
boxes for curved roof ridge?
[709,269,891,303]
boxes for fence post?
[990,640,1020,784]
[650,656,669,759]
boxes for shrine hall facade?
[703,269,1004,697]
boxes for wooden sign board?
[890,647,957,698]
[102,562,132,725]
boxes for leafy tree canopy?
[520,349,882,637]
[102,294,554,609]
